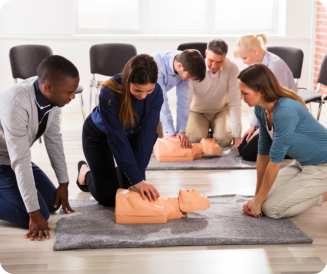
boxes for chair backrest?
[177,42,207,59]
[266,46,304,79]
[90,43,137,76]
[317,54,327,87]
[9,45,53,80]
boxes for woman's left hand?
[242,198,263,217]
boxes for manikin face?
[179,189,210,212]
[130,83,155,100]
[240,48,260,65]
[42,76,79,107]
[206,50,226,73]
[238,80,263,107]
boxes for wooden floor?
[1,105,327,274]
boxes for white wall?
[0,0,315,113]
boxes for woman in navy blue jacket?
[77,54,163,206]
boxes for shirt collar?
[34,80,52,109]
[262,50,270,66]
[205,59,222,79]
[168,52,179,76]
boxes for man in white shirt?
[186,39,242,148]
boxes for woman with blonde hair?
[234,34,298,161]
[76,54,162,206]
[238,64,327,219]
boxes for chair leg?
[89,80,94,114]
[80,93,86,121]
[94,85,98,107]
[317,95,327,121]
[317,102,323,121]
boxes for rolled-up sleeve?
[176,79,190,133]
[269,106,299,163]
[255,106,272,156]
[99,88,144,185]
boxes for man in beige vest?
[186,39,242,148]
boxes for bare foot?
[78,164,89,185]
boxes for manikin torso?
[115,188,210,224]
[153,137,222,162]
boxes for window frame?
[74,0,282,36]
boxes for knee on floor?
[188,132,207,144]
[213,135,232,148]
[261,200,281,219]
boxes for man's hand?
[25,210,51,241]
[132,181,160,202]
[54,182,76,214]
[241,125,258,143]
[232,137,242,148]
[242,198,263,218]
[176,132,192,149]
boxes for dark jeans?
[82,114,139,207]
[0,162,60,228]
[238,133,293,162]
[238,134,259,162]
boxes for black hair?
[37,55,79,85]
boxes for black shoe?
[76,161,90,192]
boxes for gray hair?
[207,39,228,55]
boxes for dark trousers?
[238,135,259,162]
[82,115,138,207]
[238,133,293,162]
[0,163,60,228]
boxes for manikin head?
[233,34,268,65]
[178,189,210,213]
[206,39,228,74]
[37,55,80,107]
[174,50,206,81]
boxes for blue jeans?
[0,162,60,228]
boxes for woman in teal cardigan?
[239,64,327,219]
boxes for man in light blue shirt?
[152,50,206,148]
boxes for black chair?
[9,45,86,121]
[266,46,304,85]
[89,43,137,111]
[297,54,327,121]
[177,42,207,59]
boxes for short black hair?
[37,55,79,85]
[176,50,206,82]
[207,39,228,55]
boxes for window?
[75,0,281,35]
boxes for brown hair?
[176,49,206,82]
[101,54,158,129]
[237,63,307,109]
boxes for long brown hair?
[237,63,307,109]
[101,54,158,129]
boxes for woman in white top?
[233,34,298,161]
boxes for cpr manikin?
[115,188,210,224]
[153,137,222,162]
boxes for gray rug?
[53,195,312,251]
[147,147,256,170]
